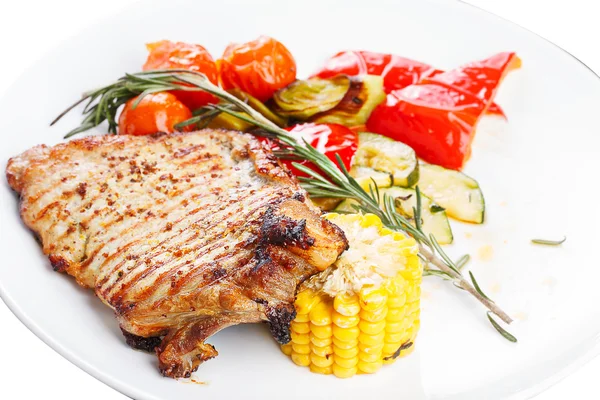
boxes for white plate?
[1,0,599,399]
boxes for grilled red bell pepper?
[366,52,521,170]
[261,123,358,177]
[312,50,506,117]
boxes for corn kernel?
[385,276,406,296]
[333,324,360,341]
[309,364,333,375]
[311,353,334,368]
[291,331,310,345]
[295,289,320,315]
[333,346,359,359]
[359,306,388,322]
[292,343,310,355]
[294,313,310,323]
[358,350,381,363]
[358,342,384,355]
[333,363,357,378]
[334,355,358,368]
[384,331,404,343]
[333,293,361,316]
[385,319,408,334]
[358,318,386,335]
[407,300,420,314]
[309,301,333,326]
[332,336,358,349]
[280,344,292,356]
[386,307,406,322]
[358,359,382,374]
[291,353,310,367]
[358,331,385,347]
[312,344,334,358]
[387,293,407,308]
[310,323,333,339]
[359,286,388,311]
[291,321,310,334]
[382,342,403,355]
[332,311,360,328]
[359,213,382,228]
[310,334,333,347]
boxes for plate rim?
[0,1,598,399]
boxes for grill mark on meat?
[120,200,270,304]
[34,201,61,221]
[94,181,255,290]
[101,189,272,300]
[6,130,348,378]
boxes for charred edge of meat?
[259,207,315,250]
[121,328,163,352]
[159,343,218,379]
[292,192,305,202]
[48,254,69,272]
[383,341,413,361]
[266,304,296,344]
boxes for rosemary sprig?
[531,237,566,246]
[53,69,515,339]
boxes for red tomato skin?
[261,123,358,178]
[118,92,192,136]
[218,36,297,102]
[143,40,218,109]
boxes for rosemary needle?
[531,236,567,246]
[487,312,517,343]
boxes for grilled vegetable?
[228,89,287,127]
[281,213,422,378]
[217,36,297,102]
[353,132,419,187]
[418,163,485,223]
[261,123,358,178]
[349,166,393,191]
[312,75,386,127]
[334,187,453,244]
[118,92,192,136]
[366,52,521,170]
[273,76,350,119]
[143,40,219,109]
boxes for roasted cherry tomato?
[118,92,192,136]
[143,40,218,109]
[366,52,520,170]
[312,50,506,117]
[217,36,297,102]
[261,123,358,177]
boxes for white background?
[0,0,597,399]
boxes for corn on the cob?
[282,213,422,378]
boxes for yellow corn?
[283,213,422,378]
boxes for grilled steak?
[6,130,347,378]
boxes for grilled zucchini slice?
[349,166,393,191]
[353,132,419,187]
[334,186,453,244]
[418,163,485,224]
